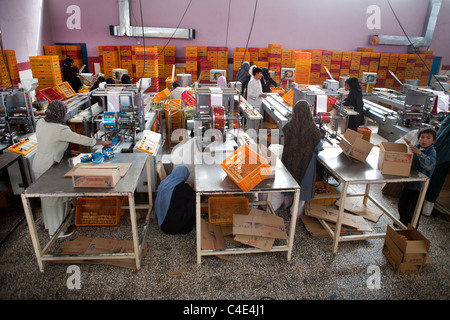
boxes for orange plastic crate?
[310,181,338,205]
[55,81,76,99]
[221,145,272,192]
[75,197,120,226]
[208,196,249,225]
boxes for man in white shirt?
[246,67,267,113]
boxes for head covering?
[44,100,68,125]
[248,65,256,78]
[281,100,322,184]
[345,77,362,93]
[235,62,250,83]
[106,78,115,84]
[121,74,131,84]
[217,76,227,87]
[154,165,191,227]
[262,67,270,81]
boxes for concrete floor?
[0,124,449,304]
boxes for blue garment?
[300,142,322,201]
[404,144,436,191]
[154,165,191,227]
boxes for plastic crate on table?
[181,90,196,106]
[220,145,272,192]
[310,181,338,205]
[35,87,63,102]
[75,197,120,226]
[55,81,76,99]
[151,88,171,102]
[208,196,249,225]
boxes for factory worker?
[246,67,267,113]
[89,76,106,106]
[261,67,277,93]
[282,100,323,208]
[343,77,365,131]
[168,81,188,100]
[424,113,450,215]
[32,100,112,238]
[235,61,250,97]
[61,57,83,93]
[154,165,195,235]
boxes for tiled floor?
[0,124,449,302]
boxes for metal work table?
[316,146,429,253]
[194,153,301,264]
[21,153,152,272]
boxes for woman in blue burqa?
[154,165,196,234]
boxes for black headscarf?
[281,100,322,184]
[121,74,132,84]
[343,77,365,131]
[44,100,68,125]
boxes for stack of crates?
[0,50,20,86]
[359,51,371,84]
[247,47,259,65]
[134,46,159,92]
[232,51,250,80]
[376,53,390,87]
[294,51,311,85]
[207,46,218,69]
[98,46,120,79]
[217,47,228,71]
[320,50,332,82]
[163,46,176,81]
[198,60,212,83]
[268,44,282,82]
[350,51,362,78]
[119,46,133,81]
[340,51,352,77]
[152,46,166,89]
[44,45,66,67]
[185,46,198,82]
[309,50,322,85]
[281,49,293,68]
[29,55,63,92]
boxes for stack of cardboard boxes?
[383,225,431,274]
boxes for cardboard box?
[383,225,431,274]
[233,209,288,240]
[339,129,374,162]
[378,142,413,177]
[72,166,121,188]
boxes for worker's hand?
[96,139,113,147]
[259,93,268,98]
[71,150,81,157]
[403,138,421,155]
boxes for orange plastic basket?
[310,181,338,205]
[357,126,372,142]
[55,81,76,99]
[75,197,120,226]
[208,196,249,225]
[221,145,272,192]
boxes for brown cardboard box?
[383,225,431,274]
[233,210,288,240]
[72,166,121,188]
[378,142,413,177]
[233,208,276,251]
[339,129,373,162]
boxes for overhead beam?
[109,0,195,39]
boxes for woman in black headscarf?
[61,57,83,93]
[121,74,132,84]
[235,61,251,98]
[343,77,365,131]
[282,100,323,201]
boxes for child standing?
[397,128,437,228]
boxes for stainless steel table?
[194,153,300,264]
[21,153,153,272]
[316,146,429,253]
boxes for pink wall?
[2,0,450,66]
